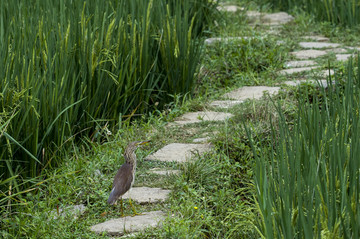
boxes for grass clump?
[197,36,289,97]
[249,57,360,237]
[139,152,258,238]
[0,0,219,198]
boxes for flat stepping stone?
[346,46,360,52]
[210,86,280,109]
[122,187,170,204]
[246,11,294,25]
[173,111,233,125]
[246,11,261,22]
[217,5,243,12]
[205,37,285,46]
[192,137,211,143]
[302,36,329,42]
[51,204,86,220]
[205,36,248,45]
[149,168,180,176]
[261,12,294,25]
[90,211,166,236]
[146,143,212,163]
[284,79,329,87]
[336,54,352,61]
[285,60,317,68]
[279,66,319,75]
[209,100,244,109]
[320,69,335,77]
[326,48,348,54]
[291,50,327,59]
[299,42,340,49]
[223,86,280,101]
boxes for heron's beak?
[138,140,151,145]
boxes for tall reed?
[248,57,360,238]
[0,0,218,200]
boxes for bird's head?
[124,140,150,161]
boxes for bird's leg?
[129,198,141,216]
[120,198,124,217]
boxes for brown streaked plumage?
[107,140,150,205]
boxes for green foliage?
[154,152,257,238]
[197,36,288,96]
[249,57,360,238]
[0,0,219,195]
[257,0,360,28]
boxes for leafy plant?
[249,57,360,238]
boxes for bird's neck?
[124,151,136,164]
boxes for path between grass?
[5,2,359,238]
[89,4,359,237]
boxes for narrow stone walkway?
[90,5,358,237]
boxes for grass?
[249,58,360,238]
[0,0,218,202]
[196,35,290,98]
[2,1,360,238]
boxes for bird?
[107,140,150,216]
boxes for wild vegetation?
[2,0,360,238]
[0,0,217,196]
[250,60,360,238]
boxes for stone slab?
[246,11,261,22]
[90,211,166,236]
[284,79,329,87]
[320,69,335,77]
[336,54,352,62]
[279,66,319,75]
[285,60,317,68]
[291,50,327,59]
[223,86,280,101]
[205,36,248,45]
[146,143,212,163]
[205,37,284,46]
[148,168,180,176]
[302,36,329,42]
[326,48,348,54]
[51,204,86,220]
[122,187,171,204]
[209,100,244,109]
[299,42,340,49]
[173,111,233,125]
[192,137,211,143]
[217,5,243,12]
[346,46,360,52]
[261,12,294,25]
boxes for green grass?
[248,57,360,238]
[0,0,218,199]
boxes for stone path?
[146,143,213,163]
[122,187,171,204]
[173,111,233,125]
[90,211,166,236]
[90,6,359,237]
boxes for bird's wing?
[107,163,133,205]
